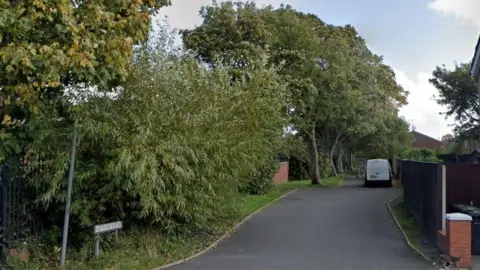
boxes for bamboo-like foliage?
[24,26,288,236]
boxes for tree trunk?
[328,146,338,177]
[335,147,344,174]
[307,127,321,185]
[350,152,355,170]
[327,132,342,177]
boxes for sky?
[157,0,480,140]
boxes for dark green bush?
[399,148,440,162]
[239,157,278,195]
[288,154,310,180]
[319,154,333,178]
[23,30,288,240]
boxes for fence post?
[0,163,7,261]
[442,164,446,231]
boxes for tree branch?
[462,109,480,123]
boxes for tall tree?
[313,28,407,175]
[0,0,170,161]
[352,114,411,159]
[0,0,170,117]
[182,1,406,184]
[430,63,479,139]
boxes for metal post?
[60,118,78,266]
[95,236,100,258]
[442,164,446,231]
[0,164,8,261]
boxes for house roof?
[471,35,480,80]
[411,130,442,144]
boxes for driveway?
[167,177,436,270]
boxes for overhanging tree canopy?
[182,1,408,184]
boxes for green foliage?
[281,134,309,180]
[23,25,288,239]
[0,0,170,113]
[183,1,407,184]
[399,148,441,162]
[288,155,309,181]
[239,157,278,195]
[2,1,411,267]
[430,63,479,139]
[319,154,333,178]
[0,0,171,165]
[355,114,412,159]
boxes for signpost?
[60,118,78,266]
[93,221,123,258]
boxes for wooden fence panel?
[471,165,480,206]
[446,163,480,211]
[446,163,471,212]
[401,160,443,245]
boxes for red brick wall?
[447,220,471,267]
[272,162,289,185]
[437,214,472,268]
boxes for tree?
[441,134,454,143]
[0,0,170,118]
[182,1,407,184]
[182,1,272,69]
[25,24,288,236]
[352,114,412,159]
[430,63,479,139]
[0,0,171,162]
[182,2,323,180]
[312,29,407,176]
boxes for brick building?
[411,130,443,151]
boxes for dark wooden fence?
[445,163,480,212]
[401,160,443,245]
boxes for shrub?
[288,154,310,180]
[239,156,278,195]
[399,148,440,162]
[23,26,288,239]
[319,154,333,178]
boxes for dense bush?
[239,156,278,195]
[288,155,310,181]
[24,28,288,239]
[319,154,333,178]
[281,135,334,180]
[399,148,440,162]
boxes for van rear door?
[366,160,390,181]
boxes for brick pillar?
[444,213,472,268]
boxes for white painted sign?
[94,221,122,234]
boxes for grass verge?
[10,175,343,270]
[389,194,422,251]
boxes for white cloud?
[428,0,480,29]
[395,69,454,139]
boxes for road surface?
[167,177,436,270]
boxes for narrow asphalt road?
[167,177,436,270]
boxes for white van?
[364,159,392,187]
